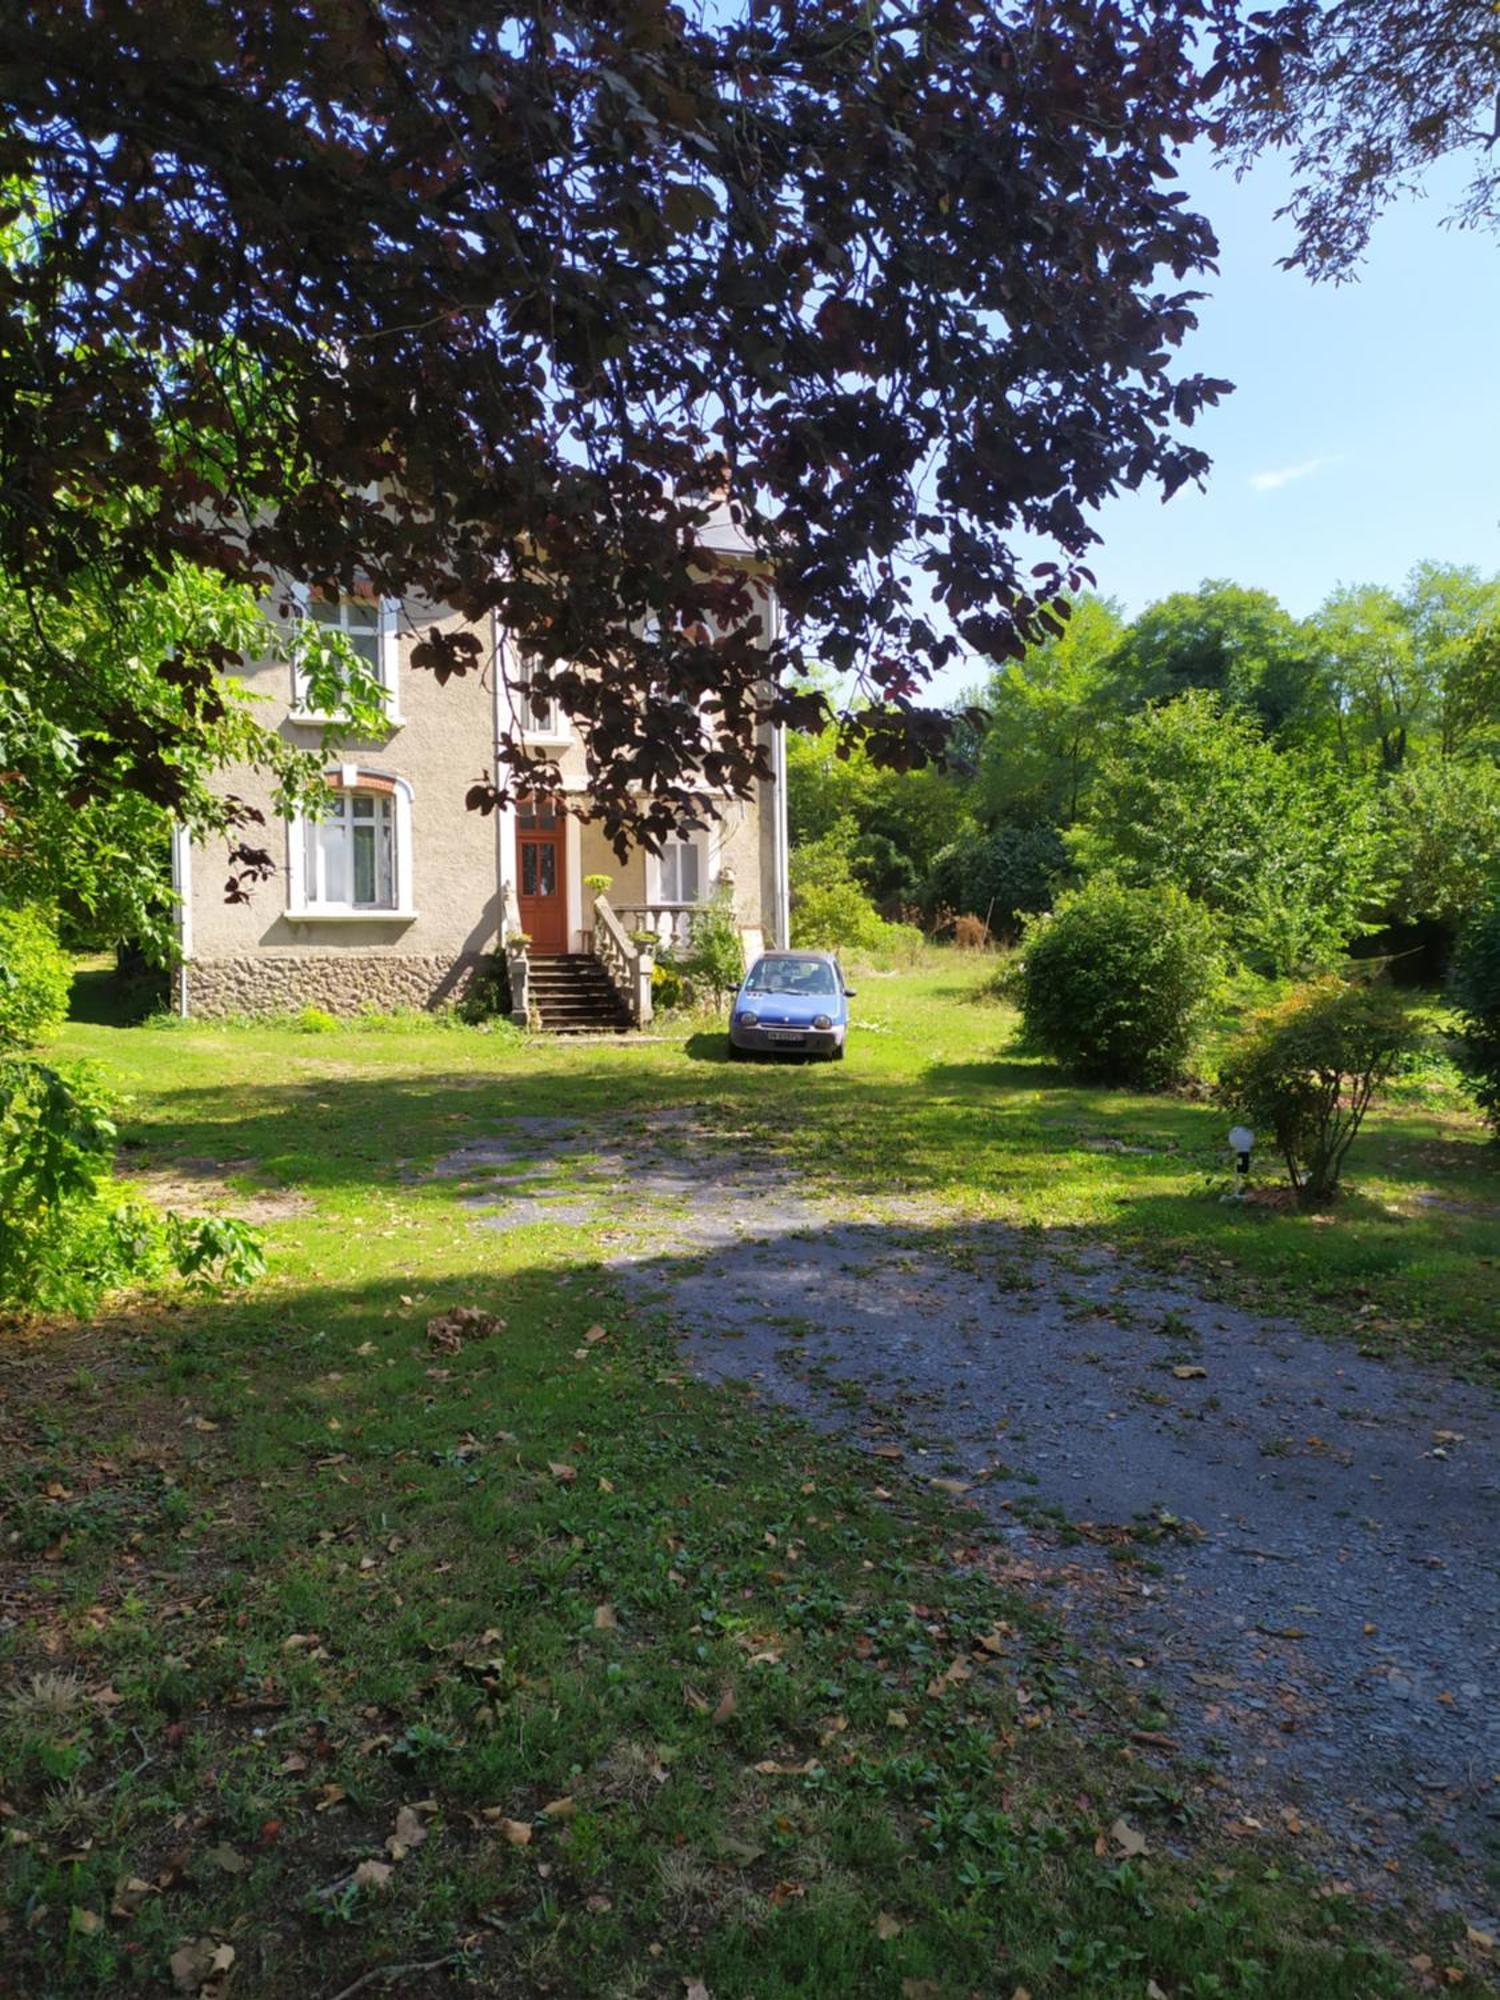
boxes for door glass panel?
[538,847,556,896]
[522,844,537,897]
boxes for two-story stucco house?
[173,532,791,1025]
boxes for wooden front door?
[516,796,567,953]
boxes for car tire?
[828,1041,845,1062]
[728,1040,747,1062]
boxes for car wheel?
[831,1038,846,1061]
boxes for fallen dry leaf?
[683,1982,711,2000]
[885,1708,909,1729]
[353,1859,393,1891]
[875,1911,903,1940]
[593,1601,618,1629]
[427,1305,505,1353]
[169,1940,235,1993]
[712,1686,737,1725]
[1172,1365,1208,1380]
[204,1842,247,1876]
[541,1797,576,1821]
[111,1876,154,1918]
[71,1907,104,1936]
[550,1461,578,1484]
[1109,1816,1149,1858]
[929,1477,970,1495]
[385,1804,428,1860]
[584,1324,608,1344]
[769,1879,806,1906]
[495,1817,532,1847]
[901,1982,941,2000]
[871,1443,903,1460]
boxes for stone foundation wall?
[185,953,480,1019]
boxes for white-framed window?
[510,649,568,742]
[287,770,415,920]
[290,588,401,723]
[651,831,708,905]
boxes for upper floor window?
[291,588,401,723]
[512,651,567,741]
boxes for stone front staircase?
[524,953,633,1035]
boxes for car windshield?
[744,957,838,997]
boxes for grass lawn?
[2,959,1494,1998]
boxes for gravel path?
[432,1105,1500,1921]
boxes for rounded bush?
[0,905,71,1049]
[1015,878,1223,1085]
[1450,892,1500,1137]
[1216,977,1419,1204]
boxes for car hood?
[736,991,842,1024]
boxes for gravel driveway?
[434,1103,1500,1924]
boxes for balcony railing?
[615,903,700,954]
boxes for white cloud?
[1249,455,1339,494]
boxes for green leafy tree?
[1377,760,1500,940]
[790,818,898,952]
[924,825,1070,939]
[1403,563,1500,761]
[1109,580,1330,745]
[787,726,968,904]
[1450,893,1500,1138]
[1075,690,1381,974]
[1310,566,1500,772]
[1311,585,1421,771]
[976,595,1127,827]
[0,906,70,1048]
[0,562,382,959]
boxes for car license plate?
[768,1030,804,1044]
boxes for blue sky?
[1059,151,1500,623]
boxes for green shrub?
[924,824,1069,938]
[456,952,513,1025]
[0,1057,266,1314]
[685,893,745,1003]
[1215,977,1420,1205]
[1014,878,1224,1085]
[1450,893,1500,1137]
[0,906,71,1049]
[791,821,899,951]
[292,1004,339,1034]
[652,957,687,1011]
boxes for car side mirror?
[843,986,857,998]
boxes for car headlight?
[812,1013,832,1030]
[737,1011,758,1027]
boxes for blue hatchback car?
[728,950,854,1061]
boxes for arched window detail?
[287,769,414,919]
